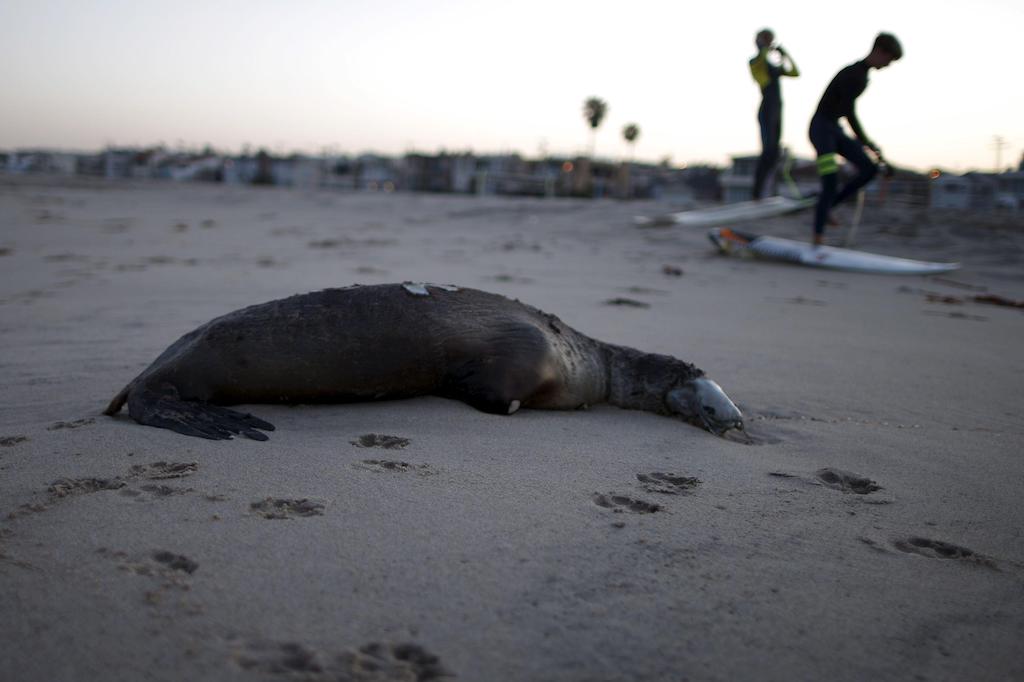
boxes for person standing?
[749,29,799,200]
[809,33,902,245]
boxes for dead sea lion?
[104,283,743,440]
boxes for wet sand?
[1,176,1022,681]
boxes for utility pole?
[992,135,1007,172]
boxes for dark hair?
[756,29,773,46]
[873,32,903,60]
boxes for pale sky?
[1,0,1021,172]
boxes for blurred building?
[721,152,817,203]
[3,150,78,175]
[928,170,1024,211]
[0,146,790,206]
[929,173,992,210]
[995,172,1024,210]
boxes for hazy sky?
[2,0,1021,171]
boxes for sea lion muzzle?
[666,378,743,436]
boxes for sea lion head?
[665,378,743,436]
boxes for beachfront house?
[474,154,554,197]
[3,150,78,175]
[407,152,480,194]
[928,169,1024,211]
[930,172,996,211]
[269,155,323,188]
[720,155,757,203]
[221,152,324,188]
[994,172,1024,210]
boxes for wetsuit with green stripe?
[809,59,878,236]
[749,47,799,199]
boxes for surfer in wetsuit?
[750,29,799,200]
[810,32,902,245]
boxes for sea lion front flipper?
[126,383,274,441]
[441,330,552,415]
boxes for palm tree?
[622,123,640,158]
[582,97,608,158]
[621,123,640,199]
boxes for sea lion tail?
[104,385,131,416]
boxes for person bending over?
[809,32,902,245]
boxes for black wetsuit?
[809,60,878,236]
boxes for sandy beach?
[1,176,1022,681]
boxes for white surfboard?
[635,196,814,228]
[708,228,961,275]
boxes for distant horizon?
[3,0,1021,174]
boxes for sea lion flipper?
[201,405,276,432]
[190,406,271,441]
[126,383,275,441]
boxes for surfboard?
[635,196,814,228]
[708,228,961,274]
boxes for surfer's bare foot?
[812,234,824,247]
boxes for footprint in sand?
[232,639,452,680]
[151,550,199,574]
[48,476,126,498]
[603,297,650,308]
[592,493,662,514]
[354,459,438,476]
[784,296,827,306]
[250,498,325,520]
[120,484,193,499]
[814,468,881,494]
[636,472,701,495]
[490,274,534,284]
[770,468,890,502]
[122,462,200,499]
[0,435,29,447]
[101,548,204,611]
[43,252,85,263]
[308,237,397,249]
[129,461,198,480]
[923,310,987,322]
[10,462,200,517]
[351,434,410,450]
[892,537,997,568]
[99,547,199,577]
[661,265,684,277]
[234,640,322,674]
[624,286,670,296]
[47,418,95,431]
